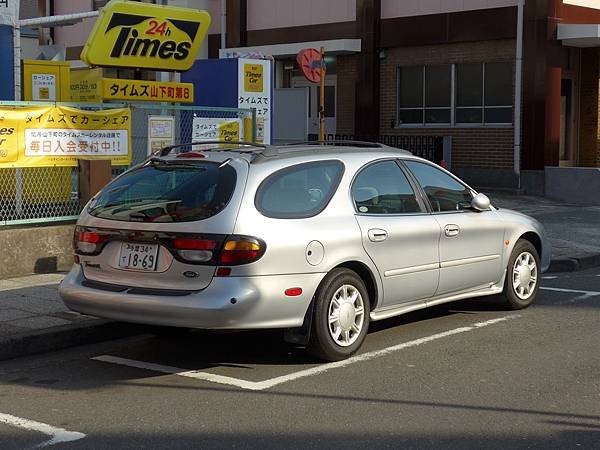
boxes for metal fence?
[308,133,446,164]
[0,102,256,226]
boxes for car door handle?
[444,224,460,237]
[368,229,388,242]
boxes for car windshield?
[88,161,237,222]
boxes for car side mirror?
[471,193,491,211]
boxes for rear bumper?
[59,265,323,329]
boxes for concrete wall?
[247,0,356,31]
[545,167,600,205]
[381,0,517,18]
[0,225,74,280]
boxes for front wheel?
[307,268,370,361]
[501,239,540,310]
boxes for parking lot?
[1,268,599,449]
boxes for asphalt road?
[0,268,599,449]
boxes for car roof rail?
[284,140,385,148]
[159,141,267,157]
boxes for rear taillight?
[74,227,109,255]
[172,238,218,263]
[218,236,265,266]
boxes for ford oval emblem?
[183,271,199,278]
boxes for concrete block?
[545,167,600,206]
[0,224,75,280]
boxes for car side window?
[255,160,344,219]
[404,160,473,212]
[351,160,421,214]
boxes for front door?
[291,75,336,136]
[352,160,440,306]
[403,160,505,296]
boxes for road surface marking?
[0,413,86,447]
[93,314,521,391]
[540,287,600,296]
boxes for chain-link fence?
[0,102,256,226]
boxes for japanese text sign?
[0,106,132,168]
[102,78,193,103]
[0,0,18,26]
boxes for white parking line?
[93,315,521,391]
[540,287,600,296]
[0,413,86,448]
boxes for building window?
[455,62,512,125]
[397,62,513,127]
[397,65,451,125]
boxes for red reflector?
[285,287,303,297]
[173,238,217,250]
[77,231,107,244]
[216,267,231,277]
[177,152,205,158]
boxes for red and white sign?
[296,48,324,84]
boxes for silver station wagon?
[60,142,550,361]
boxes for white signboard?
[192,117,243,148]
[0,0,19,26]
[32,74,57,101]
[147,115,175,155]
[24,129,129,157]
[237,58,272,144]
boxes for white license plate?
[118,242,158,271]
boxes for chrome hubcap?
[512,251,538,300]
[328,284,365,347]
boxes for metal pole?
[14,21,23,217]
[514,0,524,190]
[319,46,325,141]
[221,0,226,50]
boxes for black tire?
[501,239,541,310]
[307,268,370,361]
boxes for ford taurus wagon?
[59,141,550,361]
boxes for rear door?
[403,160,505,296]
[352,160,440,307]
[75,158,247,291]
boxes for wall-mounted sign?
[0,0,18,26]
[102,78,193,103]
[81,0,211,72]
[23,60,71,102]
[147,115,175,155]
[238,58,271,144]
[0,106,131,168]
[71,68,103,103]
[192,117,242,148]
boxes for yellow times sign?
[81,0,211,72]
[102,78,194,103]
[0,106,132,168]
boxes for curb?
[0,320,148,362]
[547,254,600,273]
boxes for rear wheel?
[307,268,370,361]
[501,239,540,309]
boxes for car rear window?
[255,160,344,219]
[88,161,237,222]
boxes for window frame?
[254,160,345,219]
[399,159,478,215]
[350,158,428,216]
[396,62,514,129]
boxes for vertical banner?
[147,116,175,155]
[237,58,272,144]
